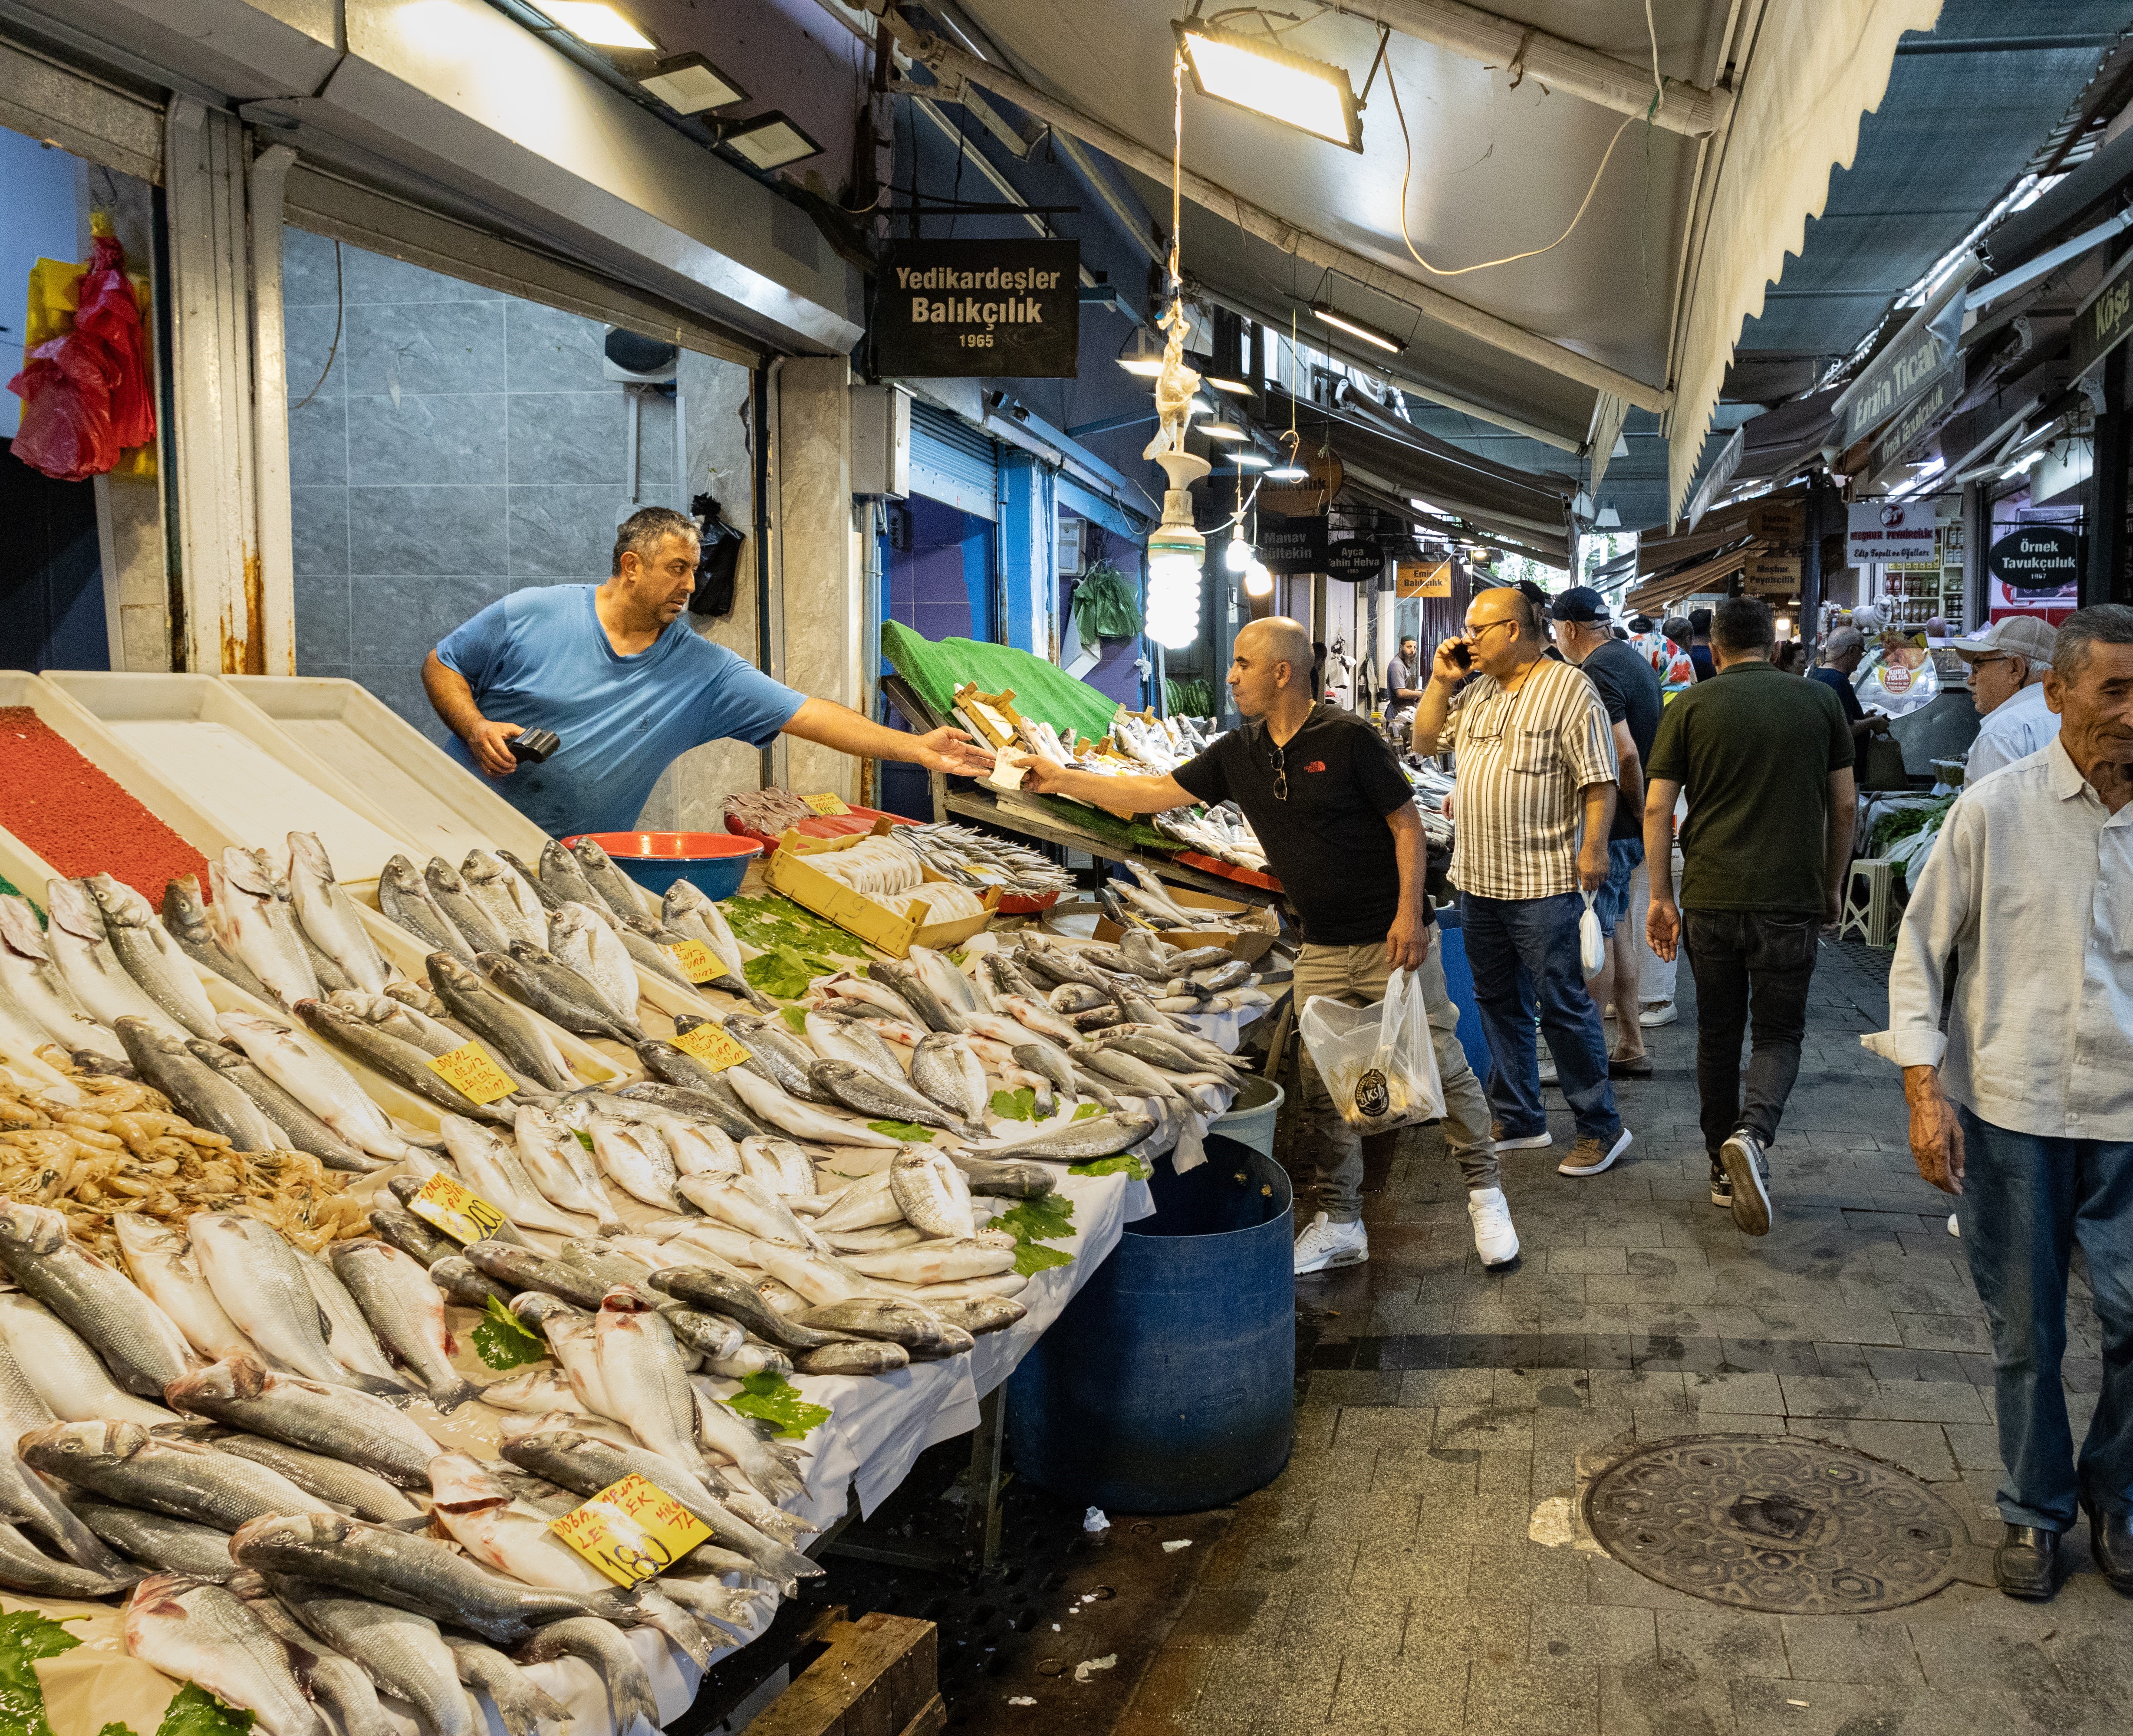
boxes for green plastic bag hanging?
[1072,561,1143,639]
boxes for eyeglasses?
[1267,739,1288,800]
[1461,618,1518,644]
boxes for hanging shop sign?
[1837,283,1968,447]
[1259,512,1327,574]
[1846,500,1936,565]
[1396,559,1452,598]
[1866,353,1965,485]
[2072,251,2133,379]
[1324,537,1384,582]
[873,240,1080,378]
[1259,448,1343,517]
[1988,524,2084,591]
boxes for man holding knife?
[1016,616,1517,1274]
[423,506,994,837]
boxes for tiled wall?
[885,495,994,643]
[284,228,681,743]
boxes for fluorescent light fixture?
[1190,395,1217,416]
[1224,539,1253,573]
[1175,19,1363,152]
[1119,329,1165,377]
[637,52,746,113]
[724,112,822,171]
[539,2,656,50]
[1264,461,1310,481]
[1229,450,1271,470]
[1201,421,1249,442]
[1312,302,1405,355]
[1244,560,1274,598]
[1205,373,1254,395]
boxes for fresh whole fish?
[722,1014,839,1104]
[162,875,272,1001]
[593,1292,708,1476]
[537,840,609,914]
[514,1104,620,1229]
[818,970,925,1025]
[511,1295,615,1417]
[218,1011,416,1162]
[613,910,698,991]
[297,1248,405,1400]
[979,1110,1157,1163]
[0,1326,133,1575]
[81,873,222,1038]
[191,1213,404,1396]
[0,894,128,1063]
[214,852,324,1009]
[0,1292,178,1424]
[803,1008,904,1078]
[43,877,194,1039]
[793,1295,968,1356]
[588,1117,681,1213]
[645,1266,849,1352]
[660,882,775,1009]
[889,1148,976,1240]
[227,1512,606,1647]
[462,850,550,950]
[747,1238,879,1309]
[867,957,965,1034]
[911,1033,990,1125]
[549,903,640,1024]
[115,1216,257,1364]
[498,850,563,914]
[660,1305,746,1363]
[489,946,642,1045]
[0,1199,196,1394]
[476,1367,592,1420]
[429,1255,514,1312]
[807,1168,903,1233]
[738,1134,814,1200]
[286,833,395,992]
[115,1017,286,1150]
[793,1340,907,1377]
[722,1062,901,1147]
[23,1420,335,1529]
[1082,1045,1185,1101]
[569,837,648,918]
[517,1617,662,1736]
[941,1148,1057,1198]
[79,1503,235,1580]
[929,1295,1027,1335]
[269,1576,481,1736]
[823,1222,924,1254]
[464,1241,610,1311]
[631,1045,765,1130]
[842,1238,1013,1286]
[296,998,516,1126]
[686,1381,808,1503]
[441,1113,593,1236]
[124,1572,330,1736]
[563,1238,658,1286]
[378,856,477,967]
[187,1038,382,1170]
[663,1116,741,1179]
[425,859,513,958]
[908,944,977,1014]
[677,1170,823,1244]
[808,1056,971,1136]
[214,1436,421,1524]
[367,1201,457,1268]
[442,1634,571,1736]
[328,988,461,1058]
[328,1240,478,1410]
[429,953,576,1090]
[163,1356,440,1489]
[227,1571,402,1736]
[0,1514,135,1598]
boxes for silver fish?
[616,911,698,991]
[793,1339,907,1377]
[326,988,458,1056]
[215,850,324,1009]
[841,1238,1010,1287]
[0,1199,195,1395]
[461,850,549,950]
[677,1170,822,1245]
[908,943,978,1014]
[295,1250,405,1401]
[116,1017,287,1150]
[868,957,965,1033]
[499,849,563,913]
[643,1265,848,1352]
[0,1292,177,1424]
[428,953,576,1090]
[441,1113,593,1236]
[287,833,395,992]
[721,1013,839,1104]
[518,1616,662,1736]
[805,1007,904,1077]
[214,1436,421,1524]
[0,1324,132,1575]
[442,1635,570,1736]
[661,881,752,979]
[24,1420,335,1529]
[514,1105,620,1230]
[466,1242,610,1311]
[425,858,513,957]
[586,1117,681,1213]
[270,1575,481,1736]
[81,874,222,1038]
[227,1571,402,1736]
[724,1062,902,1147]
[592,1292,707,1476]
[569,836,648,918]
[928,1295,1027,1335]
[549,902,640,1024]
[428,1255,514,1312]
[162,1357,444,1489]
[115,1215,257,1363]
[161,875,271,1002]
[489,944,642,1045]
[378,855,476,967]
[217,1010,415,1162]
[979,1109,1157,1161]
[43,877,191,1039]
[0,895,127,1062]
[738,1134,814,1200]
[296,998,517,1125]
[188,1037,382,1170]
[537,840,609,913]
[328,1240,478,1410]
[889,1148,975,1240]
[125,1572,329,1736]
[191,1213,404,1396]
[941,1148,1058,1198]
[911,1032,990,1125]
[79,1503,236,1580]
[810,1055,973,1135]
[687,1380,810,1504]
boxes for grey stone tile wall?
[283,227,681,748]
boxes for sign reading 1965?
[873,240,1080,378]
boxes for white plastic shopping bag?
[1579,891,1605,978]
[1299,966,1446,1134]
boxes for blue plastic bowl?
[564,832,761,901]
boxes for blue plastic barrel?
[1005,1137,1294,1513]
[1433,905,1489,1078]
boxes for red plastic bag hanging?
[72,234,156,450]
[7,233,155,482]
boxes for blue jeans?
[1955,1107,2133,1532]
[1592,838,1644,939]
[1459,891,1619,1142]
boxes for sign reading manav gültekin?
[874,240,1080,378]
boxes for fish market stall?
[0,672,1278,1736]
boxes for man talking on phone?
[1014,616,1516,1273]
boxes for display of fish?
[422,858,512,958]
[928,1295,1027,1336]
[487,945,642,1045]
[568,837,648,918]
[439,1114,589,1236]
[0,1324,133,1575]
[736,1135,812,1200]
[513,1104,620,1230]
[592,1291,708,1476]
[866,957,965,1034]
[686,1381,808,1503]
[296,999,515,1126]
[441,1634,571,1736]
[887,1148,976,1240]
[510,1295,616,1418]
[427,1254,514,1312]
[325,989,458,1057]
[910,1033,991,1126]
[225,1570,402,1736]
[191,1213,404,1397]
[0,1200,196,1394]
[217,1012,417,1163]
[842,1238,1013,1287]
[660,881,774,1009]
[746,1238,878,1309]
[977,1109,1156,1163]
[802,1007,903,1078]
[643,1265,849,1352]
[716,1014,837,1104]
[677,1170,824,1246]
[212,851,323,1010]
[75,874,221,1040]
[113,1018,284,1151]
[161,875,272,1002]
[549,902,641,1024]
[183,1038,379,1171]
[940,1148,1057,1198]
[464,1242,609,1311]
[806,1055,968,1136]
[113,1216,256,1364]
[79,1503,237,1581]
[214,1437,421,1525]
[497,849,562,914]
[586,1117,681,1213]
[24,1420,335,1529]
[517,1616,662,1736]
[722,1063,900,1147]
[461,850,550,950]
[377,856,476,967]
[614,910,700,992]
[42,878,191,1041]
[291,1253,406,1392]
[427,953,576,1090]
[269,1576,482,1736]
[124,1572,331,1736]
[283,833,394,993]
[535,839,608,912]
[327,1240,478,1410]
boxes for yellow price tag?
[407,1170,509,1246]
[671,1022,754,1072]
[662,939,724,984]
[550,1473,711,1587]
[426,1040,518,1105]
[803,792,850,815]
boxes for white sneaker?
[1467,1187,1519,1267]
[1293,1210,1368,1275]
[1948,1213,1960,1238]
[1490,1122,1554,1152]
[1639,1001,1678,1028]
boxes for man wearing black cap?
[1550,587,1663,1075]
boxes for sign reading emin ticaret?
[873,240,1081,378]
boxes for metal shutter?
[909,401,998,521]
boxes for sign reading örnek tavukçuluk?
[873,240,1080,378]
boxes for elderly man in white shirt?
[1954,614,2063,783]
[1865,605,2133,1604]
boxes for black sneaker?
[1709,1161,1732,1209]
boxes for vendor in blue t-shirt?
[422,506,994,837]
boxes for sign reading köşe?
[873,240,1080,378]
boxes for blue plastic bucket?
[1006,1136,1294,1513]
[1433,905,1489,1078]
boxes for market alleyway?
[1120,938,2131,1736]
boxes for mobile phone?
[1446,641,1472,671]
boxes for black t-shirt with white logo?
[1172,703,1429,946]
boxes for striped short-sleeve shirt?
[1442,658,1619,900]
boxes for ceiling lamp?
[1118,326,1165,378]
[636,52,747,114]
[1224,538,1253,573]
[539,2,657,50]
[1230,450,1271,470]
[1174,18,1363,153]
[1312,302,1405,354]
[1205,372,1255,395]
[724,113,823,171]
[1146,446,1211,651]
[1243,559,1274,598]
[1200,420,1249,442]
[1263,461,1309,481]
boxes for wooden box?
[764,821,997,960]
[948,684,1027,752]
[744,1608,941,1736]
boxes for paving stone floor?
[1117,938,2133,1736]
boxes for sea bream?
[513,1103,621,1229]
[376,855,476,966]
[461,849,549,950]
[568,836,649,917]
[287,833,397,992]
[439,1113,593,1237]
[424,858,514,958]
[548,901,642,1023]
[660,880,776,1009]
[721,1062,902,1148]
[488,943,643,1045]
[214,850,325,1009]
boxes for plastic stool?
[1837,857,1895,947]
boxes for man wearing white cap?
[1955,615,2062,783]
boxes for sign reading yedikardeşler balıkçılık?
[873,240,1080,378]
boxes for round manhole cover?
[1582,1434,1967,1614]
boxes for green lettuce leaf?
[989,1086,1037,1122]
[1071,1102,1103,1121]
[0,1610,80,1736]
[150,1686,254,1736]
[996,1192,1076,1276]
[868,1119,935,1141]
[780,1005,810,1034]
[473,1296,548,1370]
[722,1371,831,1440]
[1070,1153,1152,1180]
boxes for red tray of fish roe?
[1175,849,1283,893]
[722,803,916,850]
[0,709,210,904]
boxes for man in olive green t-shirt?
[1643,596,1857,1237]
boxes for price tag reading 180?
[661,939,724,984]
[803,792,850,815]
[671,1022,754,1071]
[408,1170,508,1245]
[425,1040,517,1105]
[550,1473,710,1587]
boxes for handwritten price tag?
[672,1022,754,1071]
[803,792,850,815]
[550,1473,710,1587]
[408,1170,508,1245]
[661,939,724,984]
[426,1041,517,1105]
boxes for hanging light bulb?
[1244,559,1274,598]
[1224,537,1252,573]
[1146,448,1210,652]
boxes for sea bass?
[161,875,271,1001]
[124,1573,329,1736]
[327,1240,478,1410]
[44,878,192,1039]
[24,1420,336,1529]
[191,1213,405,1397]
[288,834,396,992]
[0,1200,196,1395]
[217,1011,417,1163]
[212,851,322,1010]
[163,1357,440,1489]
[377,856,475,967]
[83,873,222,1039]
